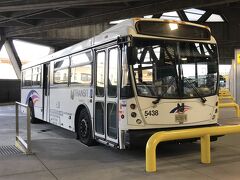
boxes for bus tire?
[77,109,95,146]
[28,100,40,124]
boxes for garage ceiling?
[0,0,240,63]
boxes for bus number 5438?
[145,110,159,117]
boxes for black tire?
[28,100,40,124]
[77,109,95,146]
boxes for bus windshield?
[131,39,218,98]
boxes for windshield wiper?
[184,78,207,104]
[152,96,161,105]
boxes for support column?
[4,39,22,79]
[235,49,240,104]
[0,35,5,52]
[49,46,55,54]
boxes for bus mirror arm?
[127,46,138,65]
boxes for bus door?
[43,63,50,122]
[94,47,120,144]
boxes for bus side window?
[96,51,106,97]
[32,66,41,87]
[70,51,93,85]
[22,68,32,87]
[71,65,92,85]
[108,48,118,97]
[121,73,134,99]
[53,58,69,85]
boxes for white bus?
[21,18,219,149]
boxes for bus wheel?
[77,109,94,146]
[28,100,39,124]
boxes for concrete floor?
[1,105,240,180]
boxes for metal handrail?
[146,125,240,172]
[219,96,234,101]
[15,101,32,155]
[219,90,231,97]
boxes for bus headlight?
[131,112,137,118]
[130,104,136,109]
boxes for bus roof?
[22,18,215,70]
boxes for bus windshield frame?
[129,38,219,99]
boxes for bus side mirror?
[127,47,138,65]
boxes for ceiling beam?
[177,10,189,21]
[0,0,145,12]
[55,9,76,18]
[5,0,240,37]
[152,13,162,18]
[197,11,212,23]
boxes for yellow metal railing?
[219,89,232,97]
[219,96,234,101]
[146,125,240,172]
[218,102,240,117]
[219,92,231,96]
[218,89,239,116]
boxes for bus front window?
[131,39,218,99]
[180,42,218,97]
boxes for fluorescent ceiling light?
[109,19,127,24]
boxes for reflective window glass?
[71,65,92,85]
[23,68,32,86]
[32,66,41,86]
[108,48,118,97]
[54,58,69,84]
[107,103,117,139]
[96,51,105,97]
[71,51,92,66]
[54,69,69,84]
[54,58,69,69]
[95,102,104,134]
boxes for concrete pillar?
[49,46,55,54]
[229,59,236,100]
[0,36,5,52]
[4,39,22,79]
[235,49,240,104]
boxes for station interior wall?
[0,79,20,103]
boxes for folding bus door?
[94,47,120,144]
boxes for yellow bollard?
[146,125,240,173]
[200,134,211,164]
[145,141,157,172]
[219,96,234,101]
[219,89,231,97]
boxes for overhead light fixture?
[169,23,178,31]
[144,15,153,18]
[109,19,127,25]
